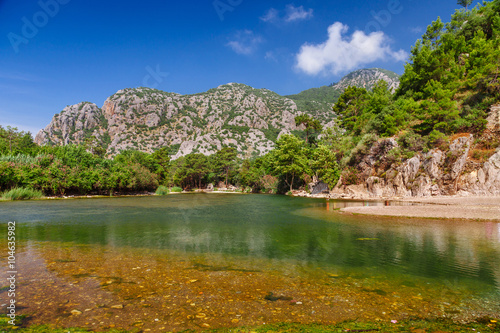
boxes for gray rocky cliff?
[35,102,104,146]
[332,133,500,199]
[35,84,308,159]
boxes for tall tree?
[150,147,171,183]
[332,86,369,134]
[310,145,340,189]
[214,147,237,187]
[271,134,309,192]
[174,153,209,189]
[457,0,473,11]
[294,114,322,144]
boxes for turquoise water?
[2,194,499,293]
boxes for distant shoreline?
[340,196,500,221]
[3,192,500,222]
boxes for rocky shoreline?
[340,195,500,221]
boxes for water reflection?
[2,195,499,295]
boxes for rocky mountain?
[35,68,400,159]
[36,83,308,159]
[330,68,400,92]
[285,68,400,115]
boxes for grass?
[1,187,43,201]
[1,317,497,333]
[155,185,170,195]
[170,186,183,193]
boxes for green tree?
[310,145,340,189]
[458,0,473,11]
[84,136,106,158]
[214,147,237,187]
[271,134,309,192]
[150,147,171,183]
[174,153,209,189]
[332,86,369,134]
[0,126,37,155]
[294,114,323,144]
[423,17,445,48]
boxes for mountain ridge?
[35,69,400,159]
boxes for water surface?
[1,194,499,331]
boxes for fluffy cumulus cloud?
[226,30,263,55]
[261,4,313,23]
[296,22,408,76]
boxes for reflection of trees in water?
[17,200,500,291]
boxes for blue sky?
[0,0,481,134]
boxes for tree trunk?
[225,167,229,187]
[290,174,295,192]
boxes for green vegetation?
[170,186,183,192]
[294,114,323,144]
[0,125,37,155]
[1,187,43,200]
[155,185,170,195]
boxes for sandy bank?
[341,196,500,221]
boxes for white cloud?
[261,4,313,24]
[260,8,279,23]
[226,30,263,55]
[295,22,408,76]
[285,5,313,22]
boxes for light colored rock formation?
[331,133,500,199]
[35,84,317,158]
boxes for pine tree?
[457,0,473,11]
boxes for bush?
[398,131,427,152]
[428,130,449,150]
[1,187,43,201]
[342,167,361,186]
[155,185,170,196]
[345,133,379,166]
[171,186,183,193]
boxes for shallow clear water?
[1,194,499,330]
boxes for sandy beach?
[341,196,500,221]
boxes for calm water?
[1,194,499,329]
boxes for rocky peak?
[330,68,400,92]
[35,102,103,146]
[36,84,304,158]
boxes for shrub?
[428,130,449,150]
[155,185,170,196]
[342,167,361,186]
[345,133,379,166]
[1,187,43,201]
[171,186,183,193]
[398,131,427,152]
